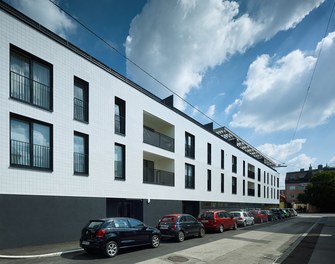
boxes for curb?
[0,248,83,259]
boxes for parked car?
[230,211,254,227]
[248,210,268,223]
[270,208,285,220]
[281,209,290,218]
[80,217,161,257]
[157,214,205,242]
[287,208,298,216]
[197,210,237,232]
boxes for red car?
[248,210,268,223]
[197,210,237,233]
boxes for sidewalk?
[0,241,82,259]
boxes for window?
[74,77,89,122]
[185,132,195,158]
[185,163,195,189]
[232,155,237,173]
[10,114,52,170]
[10,46,52,110]
[207,143,211,165]
[221,150,224,169]
[258,184,261,197]
[221,173,224,193]
[248,163,255,179]
[207,170,211,191]
[115,97,125,135]
[74,132,88,174]
[243,160,245,176]
[243,179,245,195]
[258,168,261,181]
[289,185,296,190]
[232,176,237,194]
[264,171,266,183]
[115,143,125,180]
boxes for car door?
[179,215,191,235]
[127,218,150,245]
[243,212,251,225]
[113,218,134,247]
[223,212,234,228]
[185,215,199,235]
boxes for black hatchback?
[80,217,161,257]
[157,214,205,242]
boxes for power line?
[291,0,335,141]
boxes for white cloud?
[125,0,323,109]
[205,105,216,118]
[230,31,335,133]
[225,99,242,115]
[257,139,306,161]
[287,154,317,170]
[9,0,76,38]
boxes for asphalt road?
[1,214,331,264]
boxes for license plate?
[160,225,168,229]
[82,241,90,245]
[201,220,208,223]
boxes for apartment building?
[0,2,279,249]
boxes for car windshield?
[87,221,104,229]
[198,212,214,218]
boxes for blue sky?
[5,0,335,187]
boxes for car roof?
[201,209,226,212]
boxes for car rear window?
[161,216,176,222]
[198,212,214,218]
[87,221,104,229]
[231,213,240,217]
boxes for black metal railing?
[185,144,195,158]
[114,160,125,180]
[114,114,125,134]
[143,167,174,186]
[10,71,51,110]
[74,98,88,122]
[10,139,51,169]
[248,170,255,179]
[143,126,174,152]
[74,152,88,174]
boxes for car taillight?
[238,217,243,220]
[96,229,106,238]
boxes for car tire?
[219,225,224,233]
[199,227,205,238]
[104,241,118,258]
[151,234,160,248]
[176,231,185,242]
[243,221,247,227]
[233,222,237,230]
[251,220,255,225]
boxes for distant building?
[285,164,335,211]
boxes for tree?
[297,171,335,212]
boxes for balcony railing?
[185,144,195,158]
[143,126,174,152]
[248,170,255,179]
[115,114,125,134]
[143,167,174,186]
[10,71,51,110]
[74,152,88,174]
[10,139,51,169]
[74,98,88,122]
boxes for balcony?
[143,126,174,152]
[74,152,88,174]
[143,167,174,186]
[10,71,51,110]
[74,98,88,122]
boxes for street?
[1,214,334,264]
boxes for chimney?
[318,164,323,170]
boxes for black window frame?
[10,113,53,171]
[221,150,224,169]
[232,155,237,173]
[207,143,211,165]
[115,97,126,135]
[185,163,195,189]
[185,132,195,159]
[115,143,126,180]
[74,76,89,123]
[207,169,211,191]
[232,176,237,194]
[221,173,224,193]
[10,45,53,111]
[74,131,89,175]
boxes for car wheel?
[233,222,237,230]
[251,220,255,225]
[199,227,205,237]
[243,221,247,227]
[105,241,118,258]
[176,231,185,242]
[219,225,224,233]
[151,234,160,248]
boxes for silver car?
[230,211,254,227]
